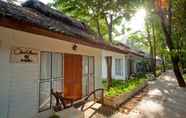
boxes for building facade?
[0,1,145,118]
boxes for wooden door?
[64,54,82,100]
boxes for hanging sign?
[10,47,39,64]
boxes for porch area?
[38,52,103,118]
[43,70,186,118]
[35,88,104,118]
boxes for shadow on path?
[127,70,186,118]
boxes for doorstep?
[34,107,84,118]
[57,107,84,118]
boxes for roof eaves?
[0,1,129,54]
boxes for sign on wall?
[10,47,39,64]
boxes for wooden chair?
[51,89,74,112]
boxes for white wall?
[8,64,39,118]
[0,26,103,118]
[101,50,127,80]
[0,33,11,118]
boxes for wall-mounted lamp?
[72,44,78,51]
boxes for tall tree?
[155,0,186,87]
[52,0,143,89]
[52,0,143,42]
[172,0,186,71]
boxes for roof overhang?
[0,17,128,54]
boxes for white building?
[0,1,145,118]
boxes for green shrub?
[102,74,147,97]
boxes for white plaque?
[10,47,39,64]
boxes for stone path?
[84,70,186,118]
[127,70,186,118]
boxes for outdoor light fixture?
[72,44,78,51]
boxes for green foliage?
[102,74,148,97]
[128,0,175,73]
[52,0,144,41]
[172,0,186,69]
[128,31,149,52]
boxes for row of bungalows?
[0,0,145,118]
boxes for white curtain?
[88,57,94,94]
[115,58,123,76]
[82,56,94,96]
[39,52,63,111]
[82,56,89,96]
[52,53,63,92]
[40,53,51,79]
[39,52,51,110]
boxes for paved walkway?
[84,70,186,118]
[127,70,186,118]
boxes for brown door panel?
[64,54,82,100]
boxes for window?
[82,56,95,96]
[115,58,123,76]
[39,52,63,111]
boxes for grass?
[102,74,148,97]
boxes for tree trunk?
[146,22,154,73]
[104,14,113,42]
[157,0,186,87]
[161,23,186,87]
[106,56,112,89]
[171,55,186,87]
[96,18,102,38]
[150,47,154,73]
[108,14,113,42]
[161,54,166,72]
[104,14,113,89]
[152,23,157,77]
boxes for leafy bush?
[103,74,147,97]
